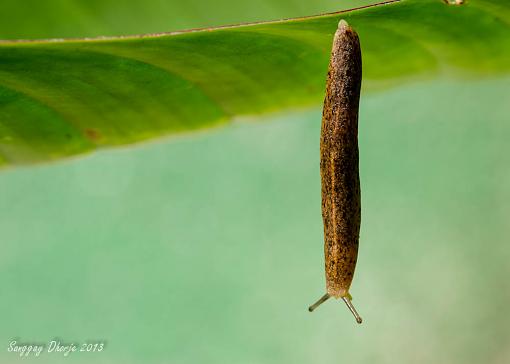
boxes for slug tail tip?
[338,19,349,30]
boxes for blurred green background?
[1,1,510,363]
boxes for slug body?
[309,20,363,323]
[322,20,362,299]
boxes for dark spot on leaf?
[85,129,101,141]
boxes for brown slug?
[308,20,363,324]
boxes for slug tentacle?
[308,293,330,312]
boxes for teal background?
[1,76,509,363]
[1,0,510,363]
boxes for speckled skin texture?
[320,21,362,299]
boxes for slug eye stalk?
[308,293,330,312]
[342,296,363,324]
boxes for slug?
[308,20,363,324]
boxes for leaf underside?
[0,0,508,167]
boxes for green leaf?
[0,0,379,40]
[0,0,508,166]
